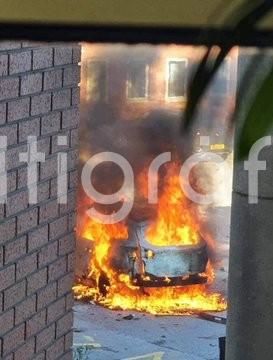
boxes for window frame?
[166,57,188,101]
[126,62,150,101]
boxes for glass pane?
[168,60,187,97]
[127,62,148,98]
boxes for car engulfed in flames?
[74,162,227,315]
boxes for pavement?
[73,303,226,360]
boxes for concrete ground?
[73,303,226,360]
[73,206,231,360]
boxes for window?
[210,58,230,95]
[86,60,107,101]
[127,62,149,99]
[167,59,188,98]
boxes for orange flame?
[146,163,199,246]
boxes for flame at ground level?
[73,282,226,315]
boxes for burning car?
[111,221,208,287]
[75,159,226,314]
[76,162,211,293]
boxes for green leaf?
[237,65,273,160]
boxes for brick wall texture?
[0,41,80,360]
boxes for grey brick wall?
[0,41,80,359]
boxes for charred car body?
[110,221,209,287]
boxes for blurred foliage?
[236,58,273,159]
[182,0,273,160]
